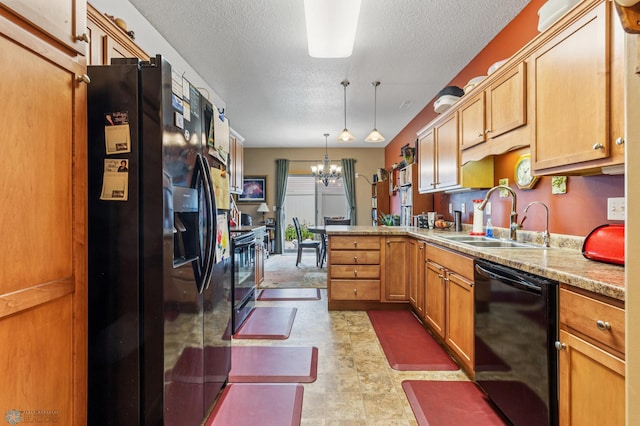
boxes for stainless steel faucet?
[478,185,519,241]
[523,201,550,248]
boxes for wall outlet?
[449,203,453,214]
[607,197,625,221]
[461,202,466,214]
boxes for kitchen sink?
[438,235,545,249]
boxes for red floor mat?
[205,383,303,426]
[233,307,297,339]
[402,381,508,426]
[367,310,459,371]
[229,346,318,383]
[258,288,321,301]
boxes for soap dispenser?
[486,218,494,238]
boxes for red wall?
[385,0,625,237]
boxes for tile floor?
[232,289,471,425]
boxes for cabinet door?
[1,0,87,54]
[558,330,625,426]
[383,238,409,302]
[424,261,445,338]
[487,61,527,138]
[531,2,608,170]
[408,239,425,318]
[459,91,485,150]
[436,112,459,189]
[0,20,87,424]
[446,272,474,374]
[417,127,435,193]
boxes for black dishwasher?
[474,259,559,426]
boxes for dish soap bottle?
[486,218,494,238]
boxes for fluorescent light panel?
[304,0,362,58]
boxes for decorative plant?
[284,223,314,240]
[378,213,400,226]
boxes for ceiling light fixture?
[311,133,342,187]
[303,0,362,58]
[365,81,385,143]
[338,80,355,142]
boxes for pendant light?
[337,80,355,142]
[365,81,385,143]
[312,133,342,186]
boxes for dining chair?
[321,218,351,266]
[292,217,321,267]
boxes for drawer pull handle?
[353,288,357,295]
[596,320,611,331]
[353,256,358,262]
[354,270,358,277]
[615,137,625,145]
[554,341,566,351]
[353,241,358,247]
[477,132,483,138]
[437,273,444,279]
[76,33,90,43]
[592,142,604,150]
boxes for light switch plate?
[607,197,625,221]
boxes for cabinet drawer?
[330,250,380,265]
[330,265,380,279]
[560,288,625,356]
[426,244,474,280]
[330,280,380,300]
[330,236,380,250]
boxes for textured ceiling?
[127,0,531,148]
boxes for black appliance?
[231,231,257,333]
[474,259,559,426]
[87,56,231,425]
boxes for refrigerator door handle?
[199,154,217,290]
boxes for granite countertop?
[324,225,625,302]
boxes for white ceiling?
[127,0,531,148]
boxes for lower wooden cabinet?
[383,237,410,302]
[408,239,425,318]
[557,286,625,425]
[424,244,475,375]
[328,235,382,309]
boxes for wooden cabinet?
[371,180,390,225]
[557,286,625,425]
[408,239,425,318]
[328,236,382,309]
[418,112,493,194]
[383,237,410,302]
[459,61,527,150]
[0,3,88,424]
[0,0,87,55]
[229,129,244,194]
[530,0,625,175]
[86,4,149,66]
[424,244,475,375]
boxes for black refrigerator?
[87,55,231,426]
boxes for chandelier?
[311,133,342,186]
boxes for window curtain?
[274,159,289,253]
[341,158,356,224]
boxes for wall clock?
[514,154,539,190]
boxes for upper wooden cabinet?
[418,111,494,194]
[530,0,625,175]
[0,0,87,55]
[86,4,149,65]
[459,61,527,151]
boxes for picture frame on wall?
[239,176,266,202]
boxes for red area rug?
[258,288,321,301]
[367,310,458,371]
[229,346,318,383]
[402,381,507,426]
[233,307,297,339]
[205,383,303,426]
